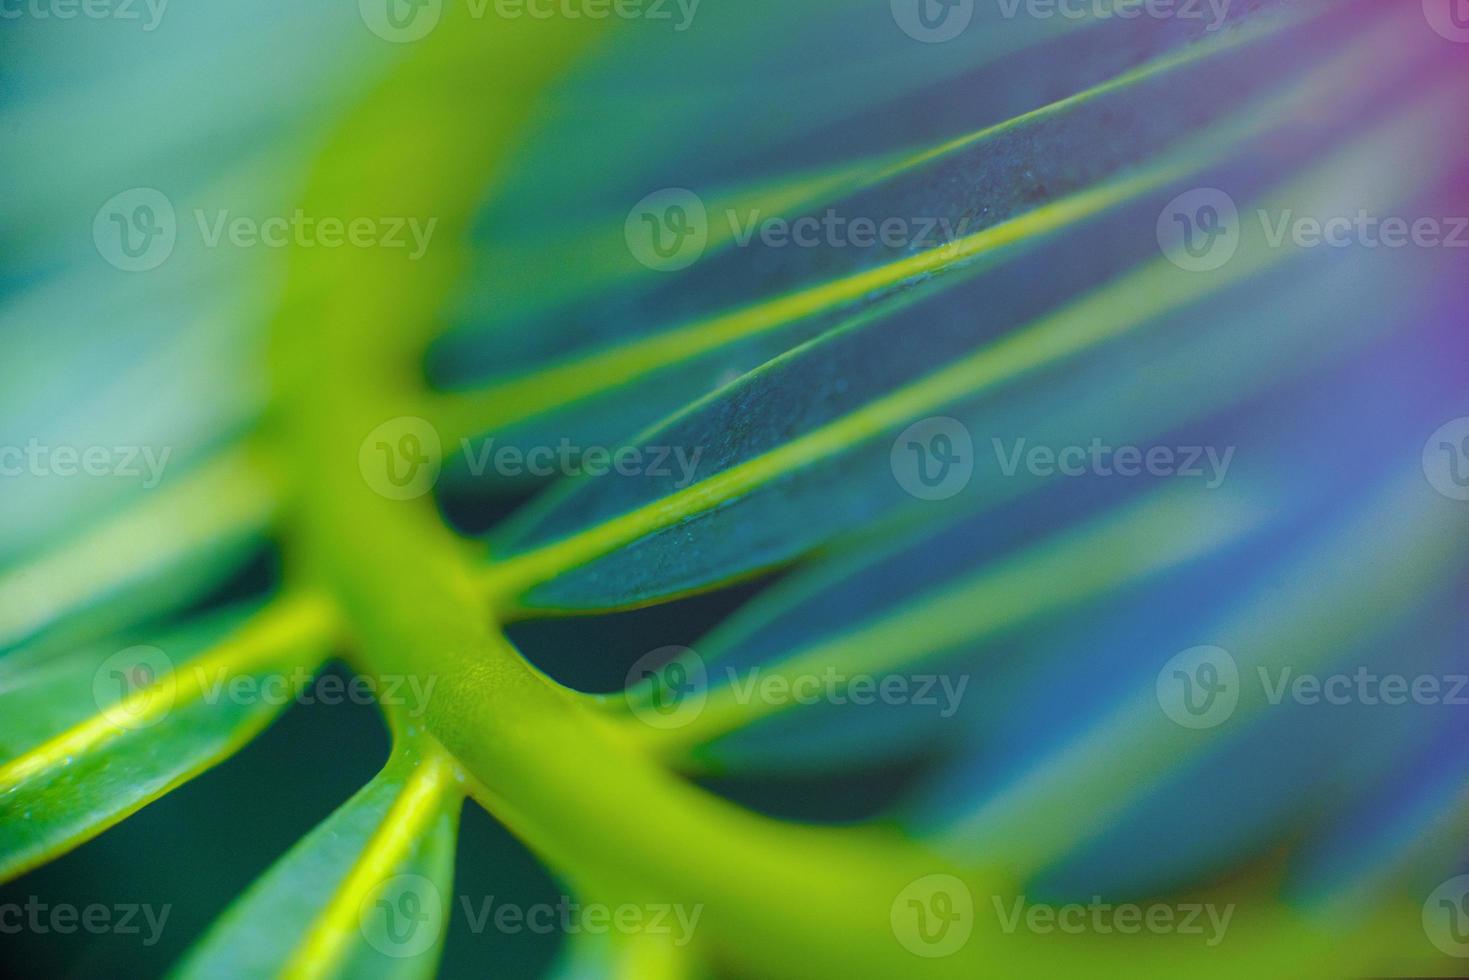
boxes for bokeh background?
[4,1,1469,976]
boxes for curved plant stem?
[267,18,991,980]
[265,11,1442,980]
